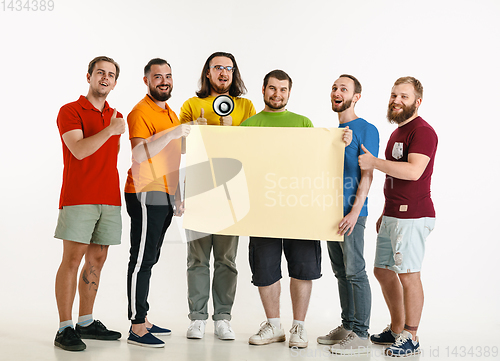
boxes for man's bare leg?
[55,240,88,322]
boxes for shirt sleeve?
[57,104,82,136]
[408,126,438,158]
[361,123,380,158]
[179,99,194,124]
[127,109,152,140]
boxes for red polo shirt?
[57,96,122,208]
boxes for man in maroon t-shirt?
[358,77,437,357]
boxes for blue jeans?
[327,216,371,338]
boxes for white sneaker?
[186,320,206,339]
[317,325,352,345]
[289,324,308,348]
[214,320,235,340]
[248,321,286,345]
[330,332,371,355]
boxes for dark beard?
[332,98,353,113]
[387,101,417,124]
[264,98,287,111]
[149,84,172,102]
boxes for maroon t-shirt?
[383,116,438,219]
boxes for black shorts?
[248,237,322,287]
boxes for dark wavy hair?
[196,52,247,98]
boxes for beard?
[264,97,288,111]
[387,101,417,124]
[332,98,353,113]
[209,77,231,95]
[149,83,172,102]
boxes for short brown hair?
[263,70,293,90]
[338,74,362,94]
[144,58,171,77]
[394,76,423,99]
[88,56,120,80]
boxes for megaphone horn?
[213,95,234,117]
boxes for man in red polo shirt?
[54,56,125,351]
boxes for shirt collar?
[144,94,171,113]
[77,95,111,112]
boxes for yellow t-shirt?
[125,95,181,194]
[179,95,256,125]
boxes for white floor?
[2,232,499,361]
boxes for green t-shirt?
[240,110,313,128]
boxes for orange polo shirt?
[124,95,181,194]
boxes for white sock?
[267,318,281,329]
[58,320,73,333]
[77,314,93,327]
[292,320,304,327]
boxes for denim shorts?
[374,216,435,273]
[54,205,122,245]
[249,237,322,287]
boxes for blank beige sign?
[183,126,345,242]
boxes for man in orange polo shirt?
[54,56,125,351]
[125,58,190,348]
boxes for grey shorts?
[54,205,122,245]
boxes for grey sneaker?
[289,324,308,348]
[214,320,235,340]
[248,321,286,345]
[330,332,371,355]
[317,325,352,345]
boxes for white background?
[0,0,499,354]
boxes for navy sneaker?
[54,327,86,351]
[385,331,420,357]
[76,320,121,340]
[147,324,172,336]
[370,325,397,345]
[127,330,165,348]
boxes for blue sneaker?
[370,325,397,345]
[385,331,420,357]
[127,330,165,348]
[147,324,171,336]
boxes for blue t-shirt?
[339,118,379,216]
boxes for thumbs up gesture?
[358,144,375,170]
[109,109,126,135]
[195,108,207,125]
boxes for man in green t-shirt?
[241,70,319,349]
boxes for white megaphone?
[212,95,234,117]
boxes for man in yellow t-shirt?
[179,51,255,341]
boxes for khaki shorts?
[54,205,122,245]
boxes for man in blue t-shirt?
[317,75,379,355]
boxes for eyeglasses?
[210,65,236,73]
